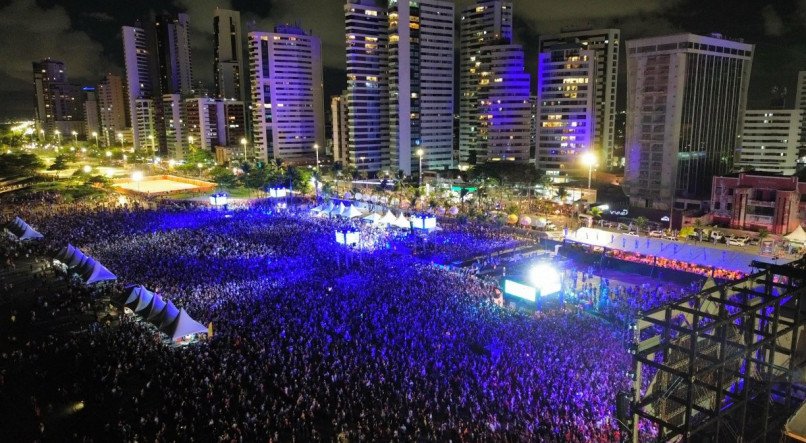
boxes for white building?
[737,109,803,176]
[458,0,512,164]
[248,25,325,164]
[540,29,620,167]
[331,92,349,166]
[536,43,596,175]
[122,26,154,151]
[345,0,390,174]
[214,8,245,101]
[477,44,532,162]
[625,33,753,210]
[388,0,455,176]
[162,94,187,160]
[97,74,127,145]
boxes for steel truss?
[629,257,806,442]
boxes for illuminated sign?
[504,279,537,302]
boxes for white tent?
[158,301,181,330]
[161,308,207,341]
[122,285,153,307]
[310,203,325,213]
[380,211,397,225]
[56,244,87,268]
[393,213,411,229]
[335,202,349,217]
[142,294,167,321]
[363,213,382,224]
[343,205,363,218]
[133,288,155,313]
[784,225,806,244]
[6,217,44,240]
[83,260,117,285]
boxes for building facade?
[737,109,802,176]
[458,0,512,164]
[214,8,245,101]
[536,43,596,175]
[388,0,455,176]
[185,98,247,153]
[345,0,389,173]
[32,59,85,138]
[331,92,349,166]
[476,44,532,162]
[162,94,187,160]
[539,28,620,167]
[248,26,325,164]
[711,173,806,234]
[122,25,155,151]
[83,88,100,136]
[625,33,754,210]
[97,74,127,146]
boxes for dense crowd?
[0,198,674,441]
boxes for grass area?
[166,186,262,201]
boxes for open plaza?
[2,187,805,442]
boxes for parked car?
[710,231,724,242]
[662,232,679,241]
[625,231,639,237]
[726,236,750,246]
[649,230,664,238]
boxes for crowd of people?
[0,195,700,441]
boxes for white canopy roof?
[784,225,806,244]
[161,308,207,340]
[142,294,167,321]
[363,213,382,223]
[133,288,155,313]
[393,214,411,229]
[123,285,154,308]
[83,260,117,284]
[568,227,789,274]
[343,205,363,218]
[158,301,180,330]
[380,211,397,225]
[57,244,88,268]
[6,217,44,240]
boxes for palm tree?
[634,216,648,233]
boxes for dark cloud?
[1,0,805,119]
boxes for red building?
[711,173,806,234]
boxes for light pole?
[54,130,61,145]
[92,131,99,149]
[117,132,124,148]
[581,151,596,189]
[71,130,78,144]
[240,138,248,162]
[148,134,155,158]
[103,128,110,147]
[196,163,203,177]
[314,143,320,171]
[132,170,143,192]
[188,135,194,152]
[417,148,424,187]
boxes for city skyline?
[1,0,805,119]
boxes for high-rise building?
[83,88,100,136]
[737,109,803,176]
[185,98,247,152]
[97,74,127,146]
[529,95,537,162]
[214,8,245,101]
[122,25,156,151]
[458,0,512,164]
[625,33,753,210]
[345,0,389,173]
[248,25,325,164]
[540,29,620,166]
[796,71,806,111]
[331,92,349,165]
[32,59,85,138]
[389,0,455,175]
[163,94,187,160]
[151,13,193,97]
[535,43,596,175]
[476,44,532,162]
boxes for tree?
[590,207,603,219]
[634,216,649,232]
[757,228,770,242]
[48,154,69,171]
[0,152,44,176]
[556,186,568,202]
[211,166,238,188]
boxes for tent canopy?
[363,213,382,223]
[6,217,44,240]
[343,205,363,218]
[393,214,411,229]
[161,308,207,340]
[158,301,181,330]
[380,211,397,225]
[784,225,806,244]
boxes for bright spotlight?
[82,165,92,174]
[530,263,561,296]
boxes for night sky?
[0,0,805,120]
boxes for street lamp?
[314,143,320,171]
[91,131,98,149]
[54,130,61,145]
[71,130,78,144]
[147,134,155,157]
[82,165,92,174]
[117,132,123,148]
[188,135,194,151]
[240,138,248,161]
[581,151,596,189]
[132,170,144,192]
[416,148,424,187]
[196,162,203,177]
